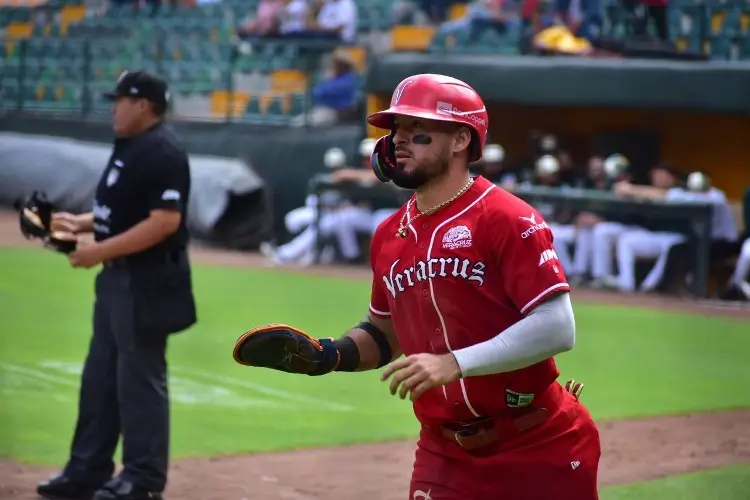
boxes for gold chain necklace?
[396,178,475,238]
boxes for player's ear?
[451,126,472,155]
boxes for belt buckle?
[453,426,483,449]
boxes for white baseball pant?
[615,229,687,292]
[549,223,595,277]
[284,206,317,234]
[591,221,640,280]
[731,237,750,286]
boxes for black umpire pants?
[64,266,169,492]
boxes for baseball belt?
[438,378,586,451]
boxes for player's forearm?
[451,293,575,378]
[75,212,95,233]
[95,211,180,260]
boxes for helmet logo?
[435,101,487,127]
[392,79,414,106]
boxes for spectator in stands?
[632,0,669,42]
[610,169,738,294]
[554,0,603,42]
[306,0,358,43]
[278,0,311,36]
[291,49,359,127]
[419,0,469,23]
[278,0,357,42]
[437,0,521,43]
[237,0,283,39]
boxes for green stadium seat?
[668,3,702,39]
[740,35,750,59]
[289,92,306,116]
[1,82,19,107]
[706,35,735,59]
[244,95,261,117]
[265,94,283,115]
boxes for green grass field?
[602,465,750,499]
[1,247,749,496]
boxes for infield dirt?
[1,211,749,499]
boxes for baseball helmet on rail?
[366,74,489,183]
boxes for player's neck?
[415,169,472,213]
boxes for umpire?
[36,70,196,500]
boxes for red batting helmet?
[366,74,489,183]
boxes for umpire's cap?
[103,70,170,109]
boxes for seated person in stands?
[611,170,739,294]
[291,49,359,127]
[469,143,519,189]
[437,0,521,43]
[281,0,357,42]
[419,0,470,23]
[236,0,283,39]
[308,0,358,43]
[278,0,310,36]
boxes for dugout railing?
[307,174,714,298]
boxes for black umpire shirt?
[93,121,196,335]
[93,121,190,258]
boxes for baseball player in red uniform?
[232,74,601,500]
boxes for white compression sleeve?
[451,293,576,378]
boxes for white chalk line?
[39,360,350,411]
[0,361,354,411]
[174,367,354,412]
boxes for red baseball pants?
[409,388,601,500]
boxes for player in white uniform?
[612,172,739,293]
[589,164,673,288]
[729,237,750,299]
[261,146,373,265]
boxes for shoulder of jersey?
[484,186,536,216]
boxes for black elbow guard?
[331,321,393,372]
[356,320,393,368]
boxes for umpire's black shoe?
[92,478,163,500]
[36,472,101,499]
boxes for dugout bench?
[307,175,714,298]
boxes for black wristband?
[357,321,392,368]
[333,336,360,372]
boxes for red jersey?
[369,176,570,426]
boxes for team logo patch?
[506,389,534,408]
[392,79,413,106]
[106,169,119,187]
[538,248,558,266]
[413,490,432,500]
[442,225,472,249]
[519,213,549,239]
